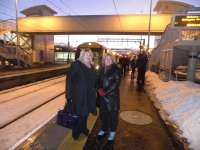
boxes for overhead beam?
[18,15,172,35]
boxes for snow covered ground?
[0,77,66,150]
[146,72,200,150]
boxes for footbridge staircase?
[0,19,32,67]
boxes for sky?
[0,0,200,20]
[54,34,154,49]
[0,0,199,49]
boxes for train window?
[69,53,75,61]
[55,52,68,62]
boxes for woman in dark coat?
[97,54,121,143]
[66,49,97,140]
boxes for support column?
[187,48,198,81]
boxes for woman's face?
[83,52,93,64]
[104,56,113,67]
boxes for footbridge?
[0,14,172,67]
[18,14,172,35]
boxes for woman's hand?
[97,88,106,96]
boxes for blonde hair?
[102,53,115,66]
[78,49,93,62]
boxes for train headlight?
[95,65,100,70]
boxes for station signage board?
[174,15,200,27]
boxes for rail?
[0,76,66,128]
[0,92,65,129]
[0,80,64,104]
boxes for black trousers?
[137,69,146,88]
[100,106,118,132]
[72,115,88,136]
[131,67,136,79]
[122,65,126,76]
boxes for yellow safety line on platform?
[57,111,98,150]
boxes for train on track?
[76,42,107,71]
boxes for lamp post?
[147,0,153,52]
[67,35,70,63]
[15,0,20,66]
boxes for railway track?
[0,92,65,129]
[0,65,69,91]
[0,76,65,104]
[0,77,66,150]
[0,77,66,128]
[0,75,65,95]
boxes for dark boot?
[82,128,89,136]
[72,128,80,140]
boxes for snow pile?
[146,72,200,150]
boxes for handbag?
[56,99,80,129]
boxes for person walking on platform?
[136,51,148,90]
[66,49,97,140]
[97,54,121,144]
[119,56,127,77]
[130,55,136,80]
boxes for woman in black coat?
[97,54,121,143]
[66,49,97,140]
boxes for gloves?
[98,88,106,96]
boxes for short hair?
[78,49,93,62]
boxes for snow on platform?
[146,72,200,150]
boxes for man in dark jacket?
[119,56,127,77]
[130,56,136,79]
[136,51,148,90]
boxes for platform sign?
[174,15,200,27]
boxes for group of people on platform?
[119,51,148,90]
[66,49,121,145]
[65,49,148,146]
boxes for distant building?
[21,5,57,16]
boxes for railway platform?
[16,73,177,150]
[0,64,69,90]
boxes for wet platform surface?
[84,74,175,150]
[115,76,174,150]
[17,73,175,150]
